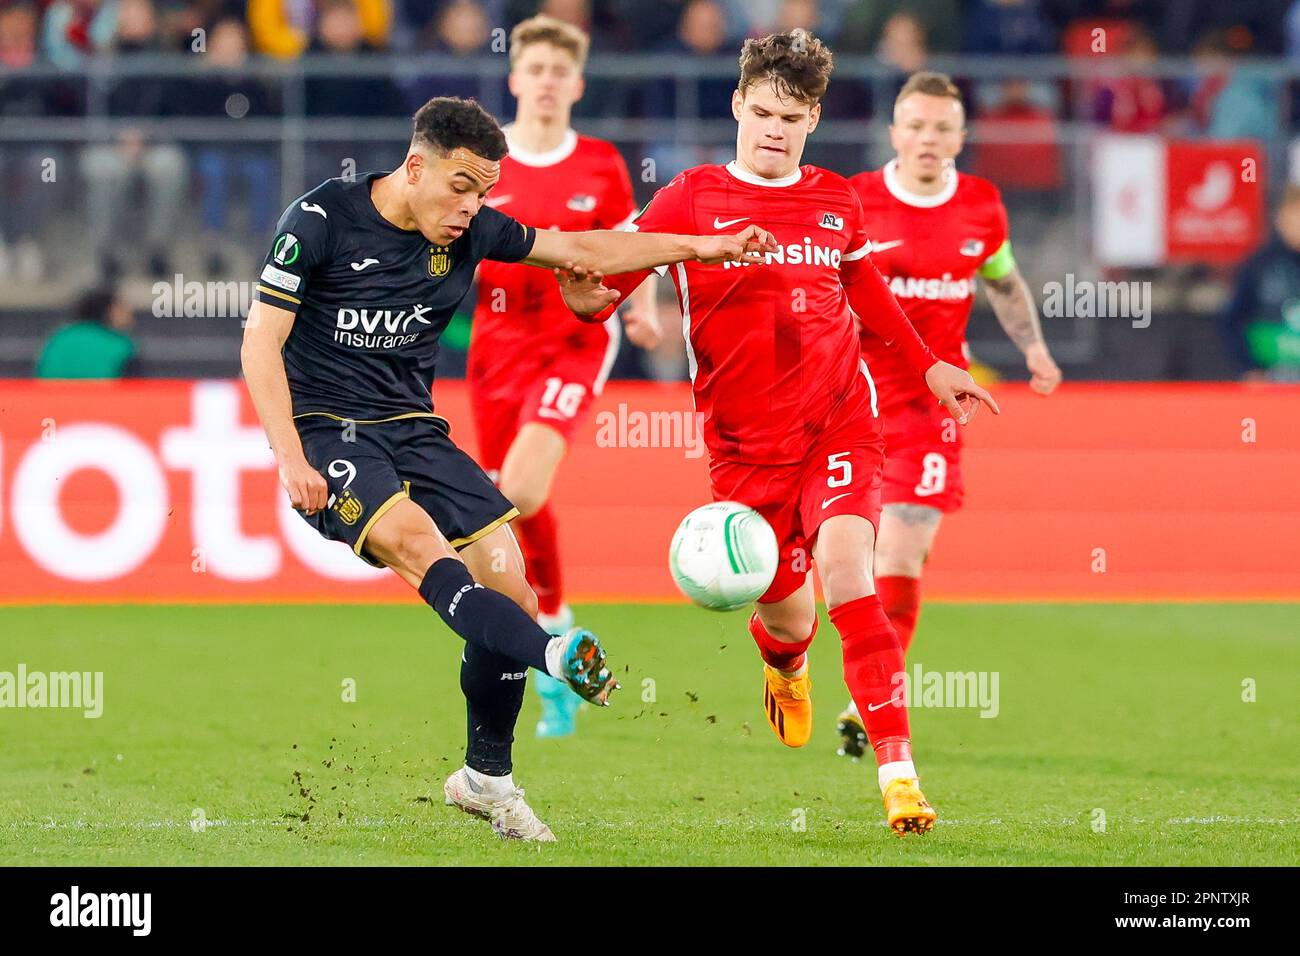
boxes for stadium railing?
[2,53,1295,379]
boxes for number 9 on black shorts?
[293,413,519,568]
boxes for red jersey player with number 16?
[834,73,1063,757]
[558,31,1000,836]
[468,17,662,739]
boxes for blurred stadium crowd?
[3,0,1300,382]
[6,0,1297,63]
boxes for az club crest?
[960,238,985,257]
[428,246,451,277]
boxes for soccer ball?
[669,502,779,612]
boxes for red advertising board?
[1093,136,1265,267]
[1165,140,1265,264]
[0,380,1297,603]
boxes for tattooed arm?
[983,265,1062,396]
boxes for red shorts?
[880,395,965,513]
[708,389,885,604]
[470,352,609,474]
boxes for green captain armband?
[977,239,1016,281]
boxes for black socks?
[460,644,527,776]
[418,558,551,673]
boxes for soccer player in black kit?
[240,97,774,841]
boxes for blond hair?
[894,71,964,120]
[509,14,590,69]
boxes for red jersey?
[599,161,935,465]
[469,128,637,400]
[849,161,1010,410]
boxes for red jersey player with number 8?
[834,73,1063,758]
[558,31,1000,836]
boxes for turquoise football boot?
[535,606,587,738]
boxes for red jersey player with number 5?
[834,73,1063,758]
[558,31,999,836]
[468,17,661,739]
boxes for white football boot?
[443,767,557,842]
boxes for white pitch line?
[7,815,1298,832]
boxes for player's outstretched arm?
[983,266,1062,395]
[524,224,776,275]
[240,300,329,514]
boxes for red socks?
[748,613,817,672]
[515,504,563,617]
[748,592,916,767]
[830,594,912,766]
[876,575,921,655]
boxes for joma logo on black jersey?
[336,305,433,334]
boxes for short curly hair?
[737,29,834,104]
[411,97,508,161]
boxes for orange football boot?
[882,777,937,836]
[762,664,813,747]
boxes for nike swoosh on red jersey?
[868,239,904,253]
[713,216,749,229]
[821,492,852,509]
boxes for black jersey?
[253,172,537,420]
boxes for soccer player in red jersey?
[834,72,1063,758]
[467,16,663,738]
[557,31,999,835]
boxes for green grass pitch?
[2,602,1295,866]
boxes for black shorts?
[294,412,517,568]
